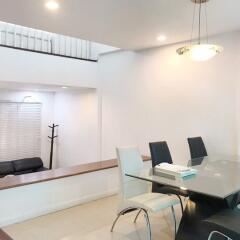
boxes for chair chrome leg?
[111,207,140,232]
[208,231,232,240]
[111,208,130,232]
[176,195,184,215]
[110,213,122,232]
[171,206,177,240]
[142,209,152,240]
[134,209,142,223]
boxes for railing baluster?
[89,41,91,59]
[65,36,67,56]
[5,23,8,45]
[21,26,24,48]
[75,38,77,57]
[0,22,3,45]
[0,30,1,45]
[40,31,43,51]
[33,30,37,50]
[55,35,59,55]
[59,35,62,55]
[48,34,51,53]
[27,29,30,49]
[69,37,72,57]
[85,40,88,59]
[13,24,17,47]
[19,28,22,47]
[76,39,79,58]
[80,39,83,58]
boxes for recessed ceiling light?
[45,1,59,10]
[157,35,167,41]
[61,86,68,89]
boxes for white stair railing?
[0,21,94,60]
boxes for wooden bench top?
[0,156,151,191]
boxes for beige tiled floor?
[3,195,183,240]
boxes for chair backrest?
[187,137,208,159]
[116,146,149,199]
[149,141,173,168]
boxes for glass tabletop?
[126,155,240,199]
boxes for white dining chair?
[111,146,180,240]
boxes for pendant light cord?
[190,1,196,44]
[198,1,202,44]
[205,2,209,43]
[190,0,209,45]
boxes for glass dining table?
[126,155,240,240]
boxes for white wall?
[91,42,119,60]
[0,46,98,88]
[0,160,151,227]
[99,32,240,164]
[0,88,100,168]
[0,89,55,167]
[0,31,240,166]
[54,90,99,167]
[0,168,118,227]
[234,35,240,156]
[0,46,100,167]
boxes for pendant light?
[177,0,223,61]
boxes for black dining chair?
[203,209,240,240]
[187,137,208,159]
[149,141,188,213]
[150,141,173,166]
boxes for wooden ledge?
[0,229,13,240]
[0,156,151,191]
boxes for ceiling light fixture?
[45,0,59,10]
[157,35,167,42]
[177,0,223,61]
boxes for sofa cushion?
[14,170,34,175]
[12,157,43,172]
[0,161,14,177]
[35,167,49,172]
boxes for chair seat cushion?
[13,157,43,172]
[0,161,14,177]
[120,193,179,213]
[203,209,240,239]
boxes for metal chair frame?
[111,206,177,240]
[208,231,232,240]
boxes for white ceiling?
[0,0,239,49]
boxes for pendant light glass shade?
[177,0,223,61]
[177,44,223,61]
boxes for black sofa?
[0,157,48,178]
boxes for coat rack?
[48,124,59,170]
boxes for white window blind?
[0,102,41,161]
